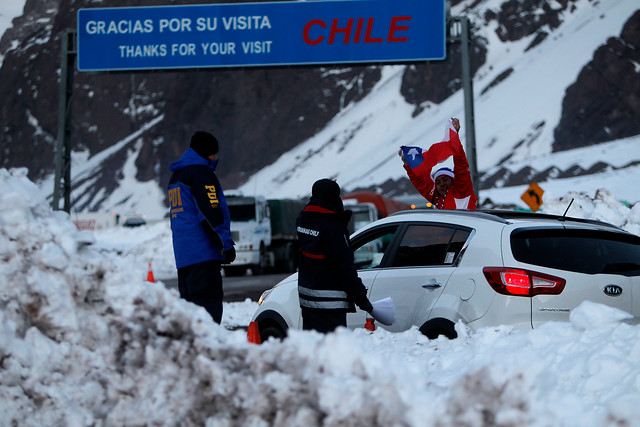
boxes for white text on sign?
[118,41,273,58]
[85,16,272,35]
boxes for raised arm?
[399,149,435,202]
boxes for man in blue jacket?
[168,131,235,323]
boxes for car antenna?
[560,199,574,221]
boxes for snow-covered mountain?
[1,0,638,219]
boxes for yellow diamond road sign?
[521,182,544,212]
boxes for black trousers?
[301,307,347,333]
[177,260,223,323]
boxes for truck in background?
[224,194,306,276]
[343,192,410,233]
[343,199,379,234]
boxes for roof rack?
[475,209,622,229]
[390,208,622,230]
[389,209,509,224]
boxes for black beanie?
[190,131,219,158]
[311,179,344,212]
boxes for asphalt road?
[162,272,292,302]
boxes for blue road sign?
[77,1,445,71]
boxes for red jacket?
[404,140,478,210]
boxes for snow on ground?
[91,219,176,281]
[2,167,640,426]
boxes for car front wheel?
[260,324,287,342]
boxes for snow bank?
[2,168,640,426]
[544,188,640,235]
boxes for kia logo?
[603,285,623,296]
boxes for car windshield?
[511,228,640,276]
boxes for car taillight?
[483,267,566,297]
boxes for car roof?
[382,208,624,231]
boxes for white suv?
[251,209,640,341]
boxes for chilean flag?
[400,119,462,181]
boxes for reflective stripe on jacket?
[298,286,351,309]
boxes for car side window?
[448,229,472,262]
[390,224,471,267]
[352,226,399,270]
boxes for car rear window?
[511,228,640,276]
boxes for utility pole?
[52,30,76,212]
[449,15,479,198]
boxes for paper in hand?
[370,297,396,326]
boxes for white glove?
[370,297,396,326]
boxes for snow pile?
[544,188,640,235]
[2,168,640,426]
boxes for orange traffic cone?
[147,261,155,283]
[365,318,376,331]
[247,321,261,344]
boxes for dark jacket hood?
[169,148,218,172]
[309,196,344,214]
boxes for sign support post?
[449,15,479,198]
[53,30,76,212]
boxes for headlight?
[258,279,288,305]
[258,288,272,306]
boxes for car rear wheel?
[419,318,458,339]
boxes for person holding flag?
[398,118,478,210]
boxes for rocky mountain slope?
[0,0,638,213]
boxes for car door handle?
[422,282,442,289]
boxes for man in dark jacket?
[296,179,374,333]
[167,131,235,323]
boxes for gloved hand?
[223,247,236,264]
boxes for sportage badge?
[603,285,623,296]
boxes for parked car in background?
[251,209,640,342]
[122,213,147,227]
